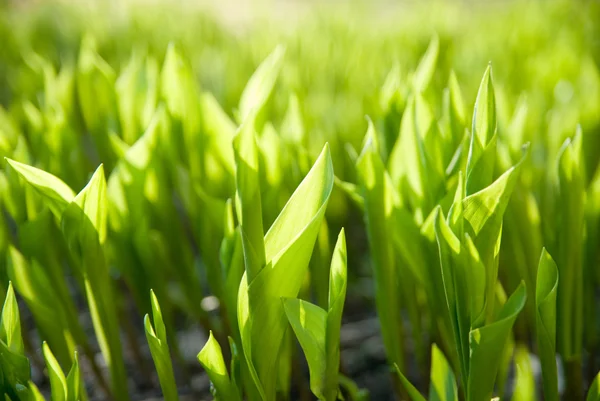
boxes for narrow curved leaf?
[234,116,266,282]
[587,371,600,401]
[42,343,67,401]
[198,332,240,401]
[413,35,439,93]
[429,344,458,401]
[536,248,559,401]
[238,46,286,122]
[283,298,327,399]
[393,364,426,401]
[237,144,333,400]
[467,282,527,401]
[5,158,75,218]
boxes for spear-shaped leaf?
[144,290,178,401]
[198,332,240,401]
[237,144,333,400]
[536,248,559,401]
[4,158,75,218]
[238,46,286,122]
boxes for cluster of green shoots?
[0,8,599,401]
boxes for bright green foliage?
[283,229,347,401]
[7,245,77,370]
[42,343,83,401]
[237,143,334,400]
[395,344,457,401]
[0,283,31,399]
[536,249,559,401]
[357,121,405,370]
[0,2,599,400]
[237,46,286,123]
[144,291,179,401]
[198,332,241,401]
[511,347,535,401]
[6,161,128,401]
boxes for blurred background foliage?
[1,1,599,186]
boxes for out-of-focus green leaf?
[65,352,81,401]
[76,36,119,170]
[233,116,266,282]
[160,43,202,179]
[5,158,75,218]
[429,344,458,401]
[587,371,600,401]
[0,283,30,392]
[357,130,404,370]
[511,346,535,401]
[200,92,236,196]
[555,131,585,362]
[0,283,22,355]
[7,244,76,369]
[412,35,439,93]
[238,46,285,122]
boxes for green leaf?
[63,164,107,245]
[587,371,600,401]
[5,158,75,218]
[393,363,426,401]
[324,229,347,401]
[434,207,469,384]
[281,93,305,145]
[144,290,179,401]
[65,352,81,401]
[466,65,497,194]
[0,283,23,355]
[160,43,202,178]
[237,144,333,400]
[447,71,466,144]
[511,347,535,401]
[233,116,266,282]
[283,298,327,399]
[462,146,529,310]
[465,155,526,235]
[115,51,159,145]
[429,344,458,401]
[76,36,119,169]
[555,131,585,361]
[7,245,77,368]
[198,331,240,401]
[42,343,67,401]
[467,282,527,401]
[357,134,404,370]
[238,45,286,122]
[62,165,128,401]
[471,64,496,149]
[388,94,443,214]
[536,248,559,401]
[412,35,439,93]
[200,92,236,195]
[0,283,30,391]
